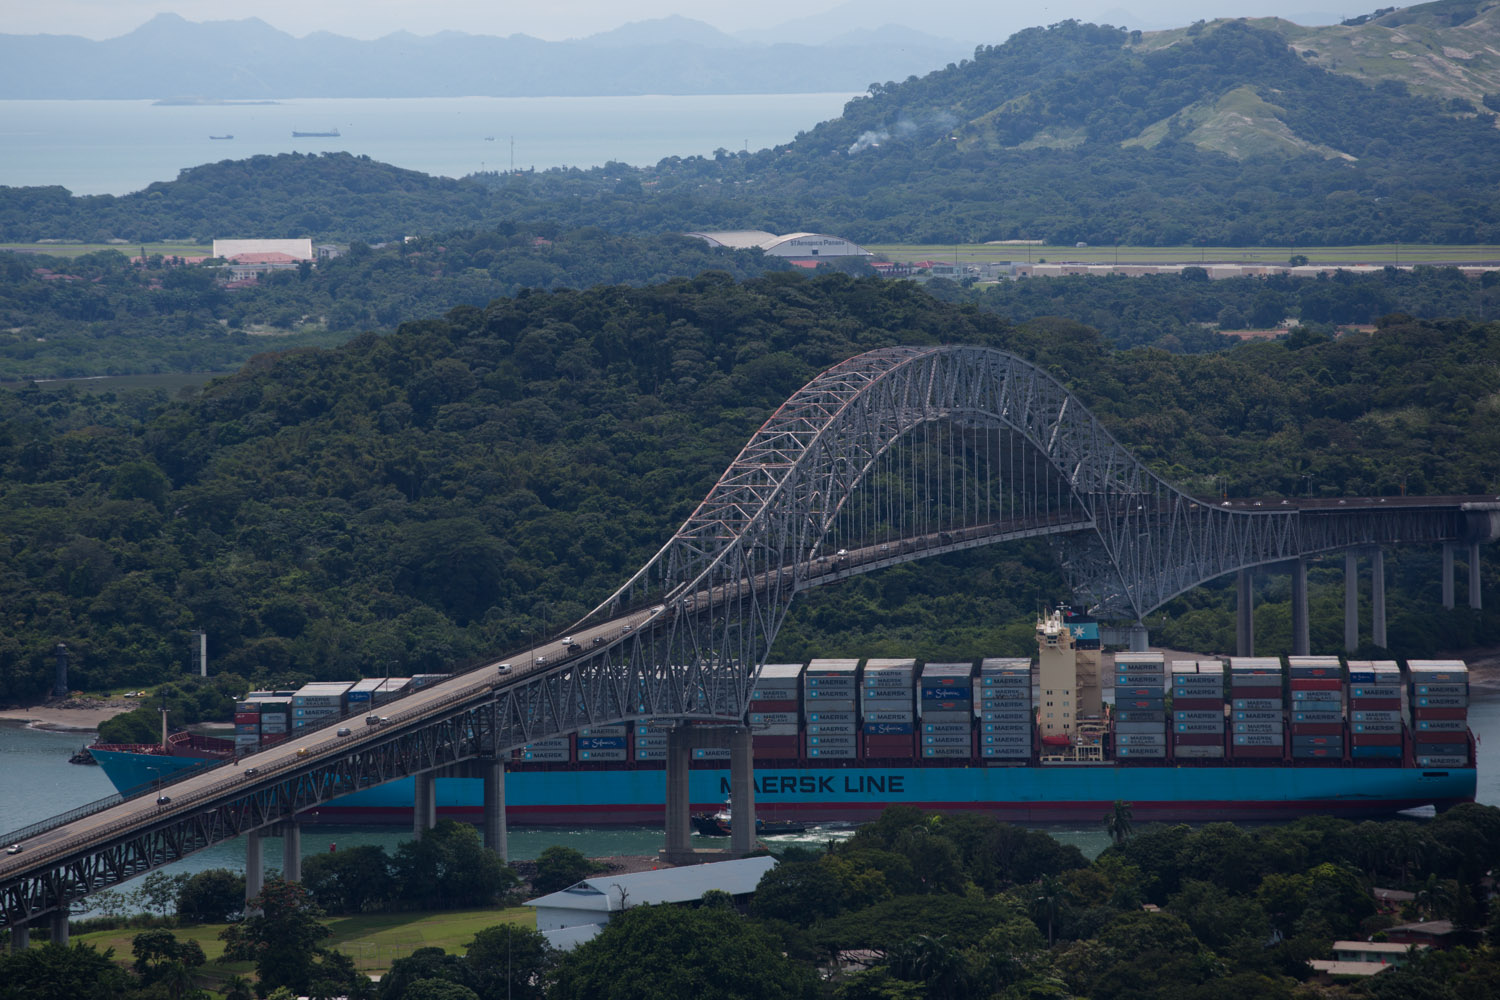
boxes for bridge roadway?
[0,602,670,933]
[2,493,1494,933]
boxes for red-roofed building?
[226,252,304,280]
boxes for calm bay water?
[2,683,1494,914]
[0,94,857,197]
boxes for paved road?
[0,603,669,882]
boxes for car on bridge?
[5,844,21,855]
[155,795,171,806]
[337,727,352,737]
[497,663,512,673]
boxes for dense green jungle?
[12,807,1500,1000]
[4,19,1499,246]
[4,232,1499,380]
[1,271,1497,725]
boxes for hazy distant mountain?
[740,0,1350,45]
[0,13,969,99]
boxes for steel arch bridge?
[532,344,1495,737]
[4,344,1495,930]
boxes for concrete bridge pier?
[663,727,693,862]
[1443,544,1456,610]
[1345,551,1360,652]
[48,906,68,946]
[729,727,757,857]
[280,821,301,883]
[482,760,508,861]
[244,829,264,905]
[1127,624,1149,652]
[1290,558,1310,657]
[9,922,28,952]
[1236,569,1255,656]
[1370,547,1387,649]
[413,771,437,837]
[1471,541,1483,610]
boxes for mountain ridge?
[0,12,967,99]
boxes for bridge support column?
[729,727,757,857]
[1345,551,1360,652]
[48,906,68,946]
[244,830,264,905]
[281,822,301,883]
[1236,569,1254,657]
[1370,547,1387,649]
[1471,541,1483,610]
[10,922,28,952]
[1291,558,1309,657]
[414,771,436,837]
[1443,544,1456,610]
[483,760,508,861]
[1128,623,1149,652]
[663,727,692,860]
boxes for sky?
[12,0,1353,42]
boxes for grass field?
[73,906,535,991]
[1,241,211,259]
[860,243,1500,267]
[0,372,231,394]
[7,241,1500,267]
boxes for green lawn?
[861,242,1500,266]
[1,241,211,259]
[72,905,535,990]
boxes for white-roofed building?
[685,231,871,260]
[526,856,777,933]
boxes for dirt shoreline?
[0,699,135,732]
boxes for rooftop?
[526,856,777,913]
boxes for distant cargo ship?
[209,135,234,140]
[87,617,1477,825]
[292,128,340,138]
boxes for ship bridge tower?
[1036,608,1078,743]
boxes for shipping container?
[1350,732,1402,745]
[1115,721,1167,734]
[1350,686,1402,699]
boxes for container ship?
[87,613,1477,825]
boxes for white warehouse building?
[526,856,778,940]
[685,230,871,260]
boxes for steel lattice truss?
[5,344,1491,928]
[1,698,501,927]
[569,344,1486,720]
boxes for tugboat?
[691,802,807,837]
[68,745,98,765]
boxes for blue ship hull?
[89,747,1475,825]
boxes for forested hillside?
[7,229,1500,379]
[0,273,1495,704]
[5,18,1499,245]
[0,229,793,379]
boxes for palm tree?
[1032,874,1067,947]
[1104,800,1134,846]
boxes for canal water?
[3,680,1496,914]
